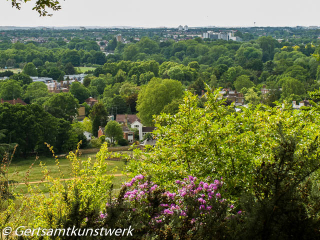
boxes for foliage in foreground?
[98,175,239,240]
[126,87,320,239]
[0,142,115,239]
[1,88,320,239]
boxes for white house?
[130,120,155,141]
[83,131,92,141]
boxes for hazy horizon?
[0,0,319,28]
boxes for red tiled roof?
[116,114,141,124]
[1,98,27,105]
[85,97,98,103]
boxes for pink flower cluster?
[120,175,236,226]
[123,175,158,202]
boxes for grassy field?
[0,68,22,73]
[0,67,96,74]
[76,67,96,73]
[5,152,130,194]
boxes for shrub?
[90,137,102,148]
[96,175,240,239]
[8,143,114,237]
[99,135,106,143]
[118,138,129,146]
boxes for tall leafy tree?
[23,62,38,76]
[89,102,108,137]
[43,92,79,122]
[104,120,123,144]
[24,82,49,103]
[0,80,23,100]
[137,78,184,126]
[70,82,90,103]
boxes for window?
[134,125,139,128]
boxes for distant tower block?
[116,34,122,42]
[178,25,183,31]
[184,25,188,31]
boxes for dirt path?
[17,173,125,185]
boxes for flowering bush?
[98,175,240,239]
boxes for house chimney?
[125,114,128,126]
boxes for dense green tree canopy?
[24,81,49,103]
[70,81,91,103]
[23,62,38,76]
[137,78,184,126]
[233,75,254,92]
[0,79,23,100]
[43,92,79,122]
[104,120,123,144]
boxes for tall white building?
[178,25,183,31]
[203,31,241,41]
[184,25,188,31]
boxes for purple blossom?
[135,174,144,180]
[216,193,221,199]
[230,205,234,209]
[199,205,205,210]
[175,180,181,184]
[99,212,106,219]
[191,218,196,224]
[163,209,174,215]
[180,211,187,216]
[150,185,158,191]
[237,210,242,214]
[203,183,209,189]
[198,198,206,204]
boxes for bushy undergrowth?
[97,175,240,240]
[1,88,320,239]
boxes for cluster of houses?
[77,98,156,146]
[30,74,87,93]
[96,114,156,145]
[218,89,244,106]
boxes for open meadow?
[5,151,131,195]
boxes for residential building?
[122,126,134,143]
[218,89,244,106]
[1,98,27,105]
[115,114,156,141]
[292,100,310,109]
[116,34,122,42]
[85,97,98,107]
[83,131,92,141]
[77,106,86,121]
[203,31,241,41]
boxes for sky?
[0,0,319,28]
